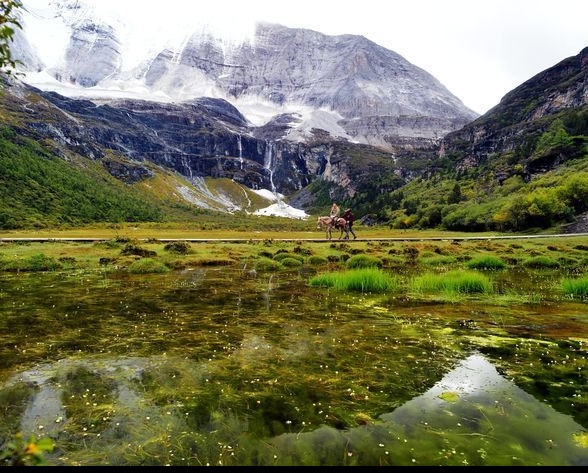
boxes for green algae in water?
[438,391,460,403]
[573,432,588,448]
[1,269,588,466]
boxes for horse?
[317,216,347,240]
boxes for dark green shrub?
[120,244,157,258]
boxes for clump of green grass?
[465,255,507,270]
[279,257,303,268]
[411,270,493,295]
[309,268,397,293]
[128,258,169,274]
[273,252,304,263]
[382,255,405,268]
[28,253,63,271]
[254,257,283,272]
[522,256,560,269]
[556,256,580,268]
[307,255,328,266]
[345,254,382,269]
[418,254,458,267]
[0,253,62,272]
[562,277,588,298]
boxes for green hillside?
[343,108,588,232]
[0,127,162,228]
[0,126,284,230]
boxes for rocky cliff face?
[3,79,396,202]
[440,46,588,173]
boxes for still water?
[0,268,587,466]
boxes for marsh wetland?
[0,233,587,465]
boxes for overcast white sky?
[26,0,588,115]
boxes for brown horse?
[317,216,347,240]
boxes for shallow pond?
[0,267,587,466]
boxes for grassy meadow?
[1,221,587,304]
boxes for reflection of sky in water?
[382,352,582,422]
[280,353,588,466]
[8,357,154,437]
[424,353,506,397]
[4,351,588,465]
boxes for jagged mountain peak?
[15,0,478,152]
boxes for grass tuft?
[562,277,588,298]
[465,255,507,270]
[411,270,493,295]
[345,254,383,269]
[128,258,169,274]
[309,268,398,293]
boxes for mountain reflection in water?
[3,353,587,466]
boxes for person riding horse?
[317,215,347,240]
[330,203,341,226]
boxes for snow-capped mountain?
[13,0,478,151]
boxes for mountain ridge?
[14,0,477,152]
[3,2,588,233]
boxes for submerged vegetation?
[0,232,587,465]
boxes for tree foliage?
[0,127,163,229]
[535,119,573,155]
[0,0,23,75]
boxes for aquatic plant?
[309,268,397,293]
[411,270,493,295]
[345,254,382,269]
[465,255,507,270]
[562,277,588,298]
